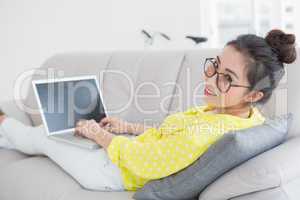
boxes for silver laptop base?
[50,132,100,150]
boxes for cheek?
[223,88,246,106]
[202,87,247,107]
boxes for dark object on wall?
[186,36,208,45]
[141,29,171,46]
[141,30,152,40]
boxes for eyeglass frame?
[204,57,252,93]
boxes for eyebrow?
[216,56,239,80]
[225,68,239,79]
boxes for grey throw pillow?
[133,114,292,200]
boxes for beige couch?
[0,49,300,200]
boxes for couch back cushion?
[101,50,185,126]
[23,50,184,127]
[22,49,299,137]
[168,49,220,114]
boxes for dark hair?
[227,29,297,104]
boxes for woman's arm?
[99,117,153,136]
[93,131,114,149]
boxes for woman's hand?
[75,119,114,149]
[99,117,132,134]
[99,117,151,135]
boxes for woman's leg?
[0,117,124,191]
[0,135,13,149]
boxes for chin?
[203,97,236,108]
[203,97,220,107]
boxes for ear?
[244,91,264,103]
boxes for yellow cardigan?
[107,105,265,191]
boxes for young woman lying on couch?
[0,29,296,191]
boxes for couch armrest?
[199,137,300,200]
[0,99,32,126]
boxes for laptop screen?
[34,78,106,134]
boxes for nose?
[204,73,220,96]
[205,73,217,87]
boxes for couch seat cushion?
[0,149,28,168]
[62,188,134,200]
[0,156,81,200]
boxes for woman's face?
[203,45,254,108]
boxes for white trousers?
[0,118,125,192]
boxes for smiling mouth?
[204,87,217,96]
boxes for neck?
[213,103,252,118]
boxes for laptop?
[32,75,107,150]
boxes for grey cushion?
[133,114,292,200]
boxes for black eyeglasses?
[204,58,251,93]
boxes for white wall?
[292,0,300,43]
[0,0,202,102]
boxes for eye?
[224,74,232,82]
[211,59,218,68]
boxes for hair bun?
[265,29,297,64]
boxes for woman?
[0,29,296,191]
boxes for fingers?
[75,120,85,136]
[76,119,86,127]
[75,119,96,137]
[103,123,113,132]
[99,117,127,134]
[74,126,83,137]
[76,119,95,127]
[99,117,113,127]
